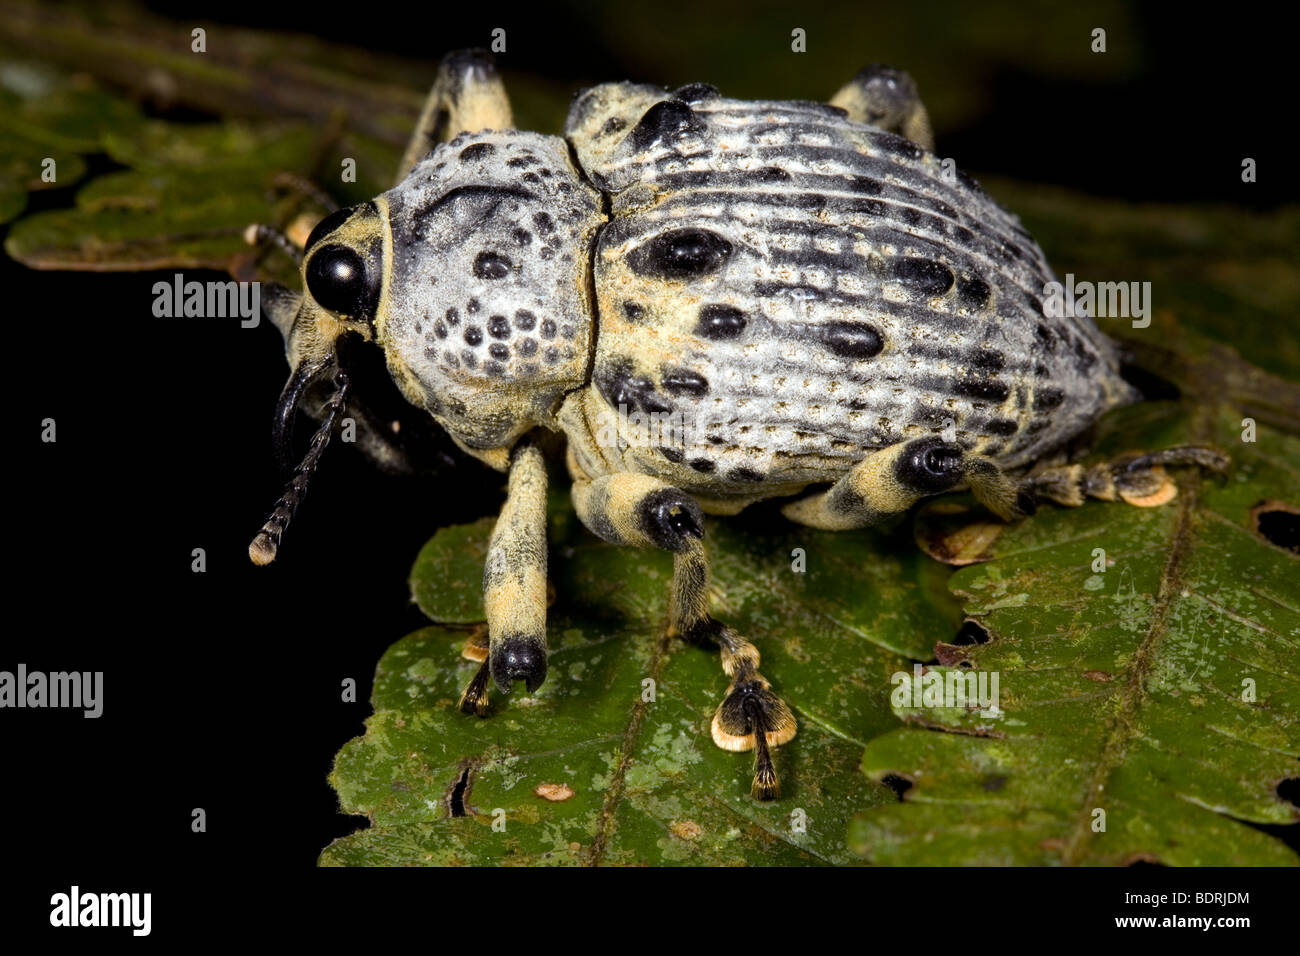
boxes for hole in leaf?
[880,774,913,801]
[952,620,992,646]
[1251,501,1300,554]
[447,766,472,817]
[1277,777,1300,808]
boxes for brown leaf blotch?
[534,782,575,802]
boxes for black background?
[4,0,1294,935]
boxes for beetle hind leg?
[830,64,934,151]
[457,627,492,716]
[670,539,796,800]
[570,465,796,799]
[1024,445,1229,510]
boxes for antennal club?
[249,367,351,566]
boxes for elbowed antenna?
[249,364,351,566]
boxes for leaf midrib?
[1061,477,1201,863]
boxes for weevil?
[246,50,1226,799]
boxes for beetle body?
[248,51,1223,799]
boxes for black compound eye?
[304,206,355,252]
[306,244,373,319]
[629,228,732,279]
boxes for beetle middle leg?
[570,467,796,800]
[781,436,972,530]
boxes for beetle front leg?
[459,440,549,715]
[571,470,795,800]
[398,48,514,181]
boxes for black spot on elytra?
[458,142,494,162]
[820,321,884,359]
[514,310,536,331]
[488,343,509,360]
[467,298,481,314]
[623,301,645,321]
[463,326,482,347]
[755,166,791,183]
[540,319,556,339]
[660,446,684,463]
[892,257,955,297]
[846,175,883,195]
[957,275,991,309]
[629,228,732,280]
[1034,323,1056,352]
[872,131,922,160]
[517,338,537,357]
[630,99,706,151]
[487,315,510,339]
[1033,388,1065,411]
[660,368,710,397]
[512,228,532,245]
[672,83,719,103]
[697,304,747,339]
[968,349,1005,372]
[956,379,1010,403]
[445,307,459,326]
[596,359,672,415]
[728,467,765,482]
[1073,337,1098,370]
[532,212,555,234]
[600,116,626,136]
[689,458,716,473]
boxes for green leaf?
[322,493,957,866]
[852,398,1300,865]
